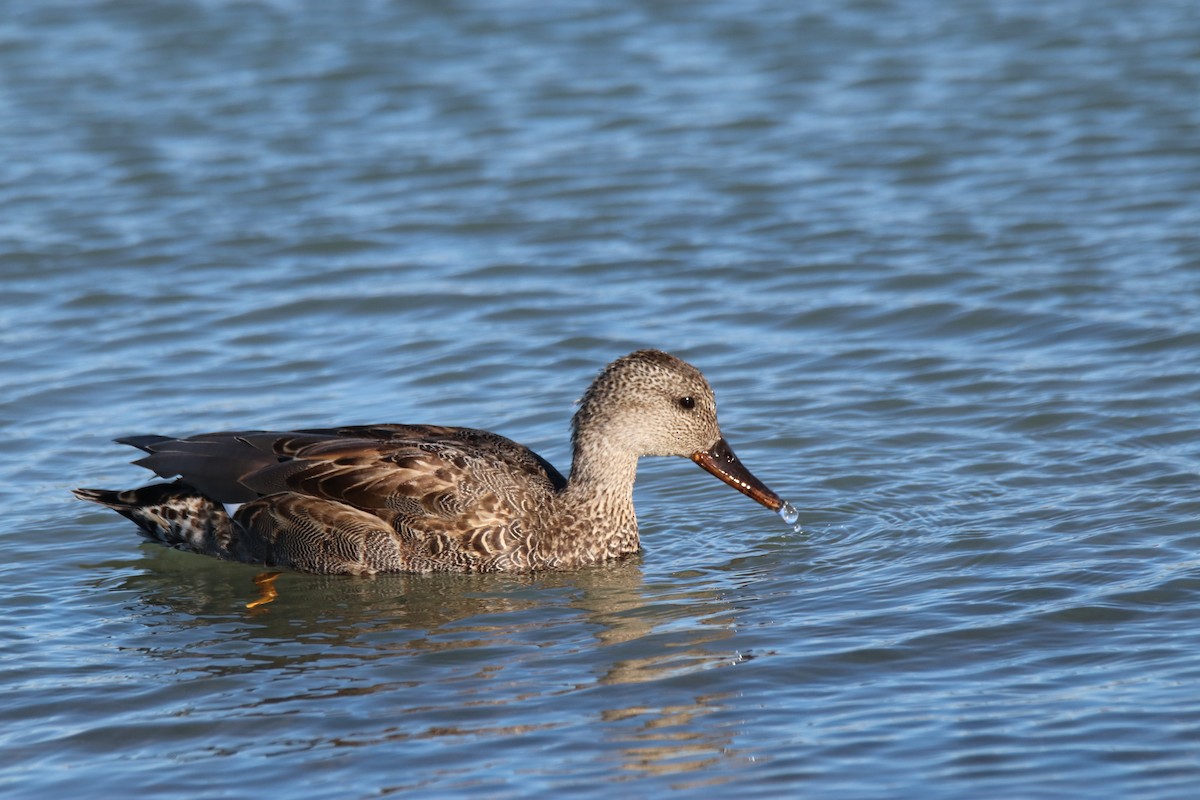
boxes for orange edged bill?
[691,437,783,512]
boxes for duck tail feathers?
[73,481,237,558]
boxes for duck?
[74,349,786,575]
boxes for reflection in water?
[102,545,755,781]
[601,694,747,785]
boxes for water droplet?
[777,500,803,533]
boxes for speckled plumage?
[74,350,783,575]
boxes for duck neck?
[567,435,640,511]
[539,429,642,567]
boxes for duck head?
[572,349,784,511]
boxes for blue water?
[2,1,1199,797]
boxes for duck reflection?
[601,694,749,784]
[106,545,753,781]
[110,545,665,646]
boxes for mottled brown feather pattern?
[74,350,781,574]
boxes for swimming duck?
[74,349,785,574]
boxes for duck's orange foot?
[246,571,282,609]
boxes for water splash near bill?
[777,500,803,533]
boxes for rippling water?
[3,1,1199,797]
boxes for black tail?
[73,481,237,557]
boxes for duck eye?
[677,396,696,411]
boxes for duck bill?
[691,438,783,512]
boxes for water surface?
[2,1,1199,798]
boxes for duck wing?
[119,425,567,570]
[122,424,566,509]
[303,425,567,493]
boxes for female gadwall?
[74,349,786,574]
